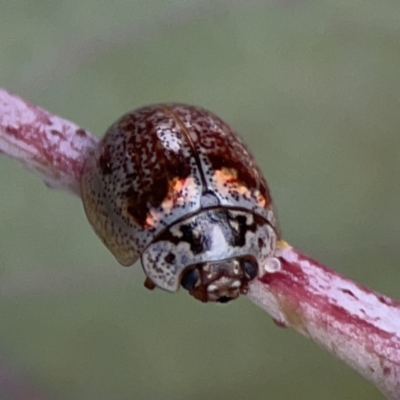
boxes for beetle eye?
[242,259,258,280]
[218,295,231,304]
[181,268,201,291]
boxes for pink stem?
[1,88,399,399]
[247,243,400,399]
[0,89,98,196]
[0,366,52,400]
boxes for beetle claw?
[144,277,156,290]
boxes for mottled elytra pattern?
[81,103,278,301]
[171,106,274,222]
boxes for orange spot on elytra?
[164,177,197,209]
[213,168,269,208]
[170,177,184,194]
[145,210,162,228]
[213,168,250,196]
[144,177,198,228]
[215,167,238,184]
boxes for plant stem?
[1,88,399,399]
[0,88,97,196]
[247,241,400,399]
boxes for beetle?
[81,104,279,302]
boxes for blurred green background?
[1,0,399,399]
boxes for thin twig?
[247,242,400,399]
[0,89,97,196]
[1,88,399,399]
[0,367,52,400]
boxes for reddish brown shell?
[81,104,277,268]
